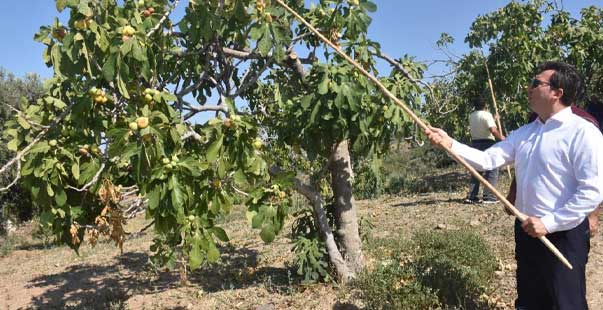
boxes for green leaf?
[79,160,100,185]
[207,244,220,263]
[102,54,117,82]
[189,237,203,271]
[318,77,329,95]
[131,40,147,61]
[55,188,67,206]
[251,212,264,229]
[77,1,93,17]
[206,134,223,162]
[120,39,134,55]
[34,26,51,42]
[170,175,185,206]
[148,184,161,210]
[71,162,80,180]
[212,227,229,242]
[117,75,130,99]
[29,141,50,154]
[260,224,276,243]
[309,101,321,125]
[7,139,18,151]
[361,1,377,12]
[246,210,257,224]
[46,183,55,197]
[233,169,249,187]
[300,94,313,109]
[17,116,31,129]
[257,26,272,56]
[39,210,54,227]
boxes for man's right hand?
[424,126,453,149]
[588,207,600,238]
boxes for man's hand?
[521,217,549,238]
[588,208,600,238]
[424,126,453,149]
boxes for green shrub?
[353,160,385,199]
[291,236,331,283]
[0,234,24,257]
[383,144,467,194]
[412,230,497,309]
[354,261,440,310]
[289,209,333,284]
[356,230,497,309]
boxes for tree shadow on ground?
[332,301,360,310]
[28,252,157,309]
[27,244,293,309]
[189,243,293,294]
[411,171,469,193]
[391,197,466,208]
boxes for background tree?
[0,69,43,233]
[2,0,425,282]
[428,0,603,138]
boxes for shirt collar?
[537,106,573,125]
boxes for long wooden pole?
[483,60,513,179]
[275,0,572,270]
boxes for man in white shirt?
[466,97,505,203]
[425,61,603,309]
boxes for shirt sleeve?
[450,132,516,171]
[540,126,603,233]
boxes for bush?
[354,261,441,310]
[412,230,497,309]
[0,234,23,257]
[383,143,466,194]
[355,230,497,309]
[353,160,385,200]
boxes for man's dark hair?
[537,61,584,106]
[472,97,486,110]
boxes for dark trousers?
[468,139,498,200]
[514,219,590,310]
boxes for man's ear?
[552,87,564,101]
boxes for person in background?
[465,96,505,204]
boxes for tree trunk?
[328,140,364,274]
[269,166,353,282]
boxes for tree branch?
[146,0,180,38]
[66,163,106,192]
[0,160,21,192]
[373,51,435,97]
[7,105,49,129]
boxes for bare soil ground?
[2,172,603,309]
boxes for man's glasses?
[530,78,551,89]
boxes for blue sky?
[0,1,600,79]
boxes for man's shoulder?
[475,110,493,116]
[570,113,601,133]
[571,106,600,129]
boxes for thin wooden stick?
[483,58,512,179]
[275,0,573,270]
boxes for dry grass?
[2,170,603,309]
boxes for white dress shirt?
[451,107,603,233]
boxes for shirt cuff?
[450,139,462,152]
[540,214,559,234]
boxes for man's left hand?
[521,217,549,238]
